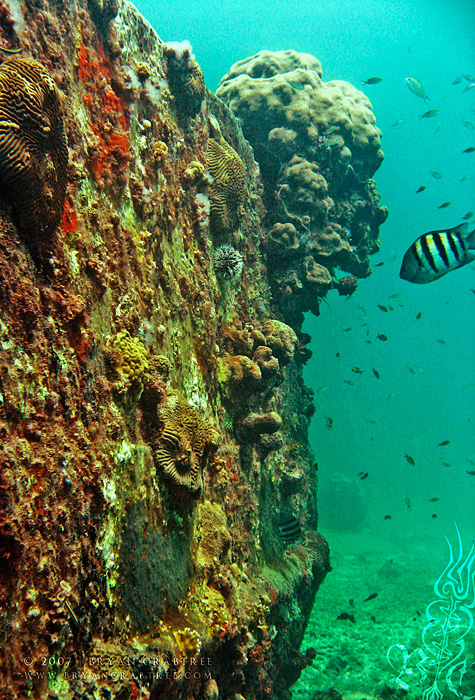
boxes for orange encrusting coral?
[77,42,130,184]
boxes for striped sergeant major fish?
[400,223,475,283]
[275,509,302,544]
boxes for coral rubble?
[0,4,384,700]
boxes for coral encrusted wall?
[0,2,385,700]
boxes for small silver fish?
[461,211,473,220]
[400,222,475,283]
[463,83,475,93]
[463,74,475,83]
[437,202,451,209]
[431,171,442,179]
[461,118,475,130]
[406,77,430,101]
[419,109,440,119]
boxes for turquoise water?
[135,1,474,696]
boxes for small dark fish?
[407,366,416,375]
[359,472,369,480]
[363,593,378,603]
[389,293,401,298]
[349,598,354,606]
[460,175,469,182]
[461,211,473,220]
[372,368,380,379]
[416,312,422,319]
[343,327,352,332]
[370,615,376,623]
[429,498,440,503]
[384,515,392,520]
[442,462,451,468]
[344,379,355,386]
[415,610,421,616]
[367,419,376,424]
[419,109,440,119]
[438,440,450,446]
[431,171,442,179]
[461,118,475,130]
[466,470,475,476]
[336,352,341,357]
[336,612,356,623]
[362,77,382,85]
[437,339,446,345]
[432,513,438,519]
[462,146,475,153]
[275,510,301,544]
[377,334,388,341]
[375,261,385,267]
[467,459,475,466]
[405,497,412,510]
[352,367,364,374]
[377,304,389,312]
[463,74,475,82]
[437,202,451,209]
[415,185,426,194]
[452,76,462,85]
[326,416,334,430]
[405,453,415,466]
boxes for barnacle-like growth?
[112,330,149,386]
[164,41,205,119]
[0,58,68,237]
[195,500,231,576]
[206,137,246,234]
[154,390,219,496]
[183,160,205,184]
[175,627,201,657]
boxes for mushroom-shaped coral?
[261,320,298,365]
[336,275,358,296]
[0,58,68,238]
[206,137,246,234]
[154,390,219,496]
[216,49,382,179]
[241,411,282,440]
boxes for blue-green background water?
[134,0,474,695]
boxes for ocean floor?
[291,526,475,699]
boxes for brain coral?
[206,137,246,234]
[154,390,219,496]
[0,58,68,237]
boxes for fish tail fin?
[424,95,431,102]
[452,222,475,250]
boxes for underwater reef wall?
[0,3,385,700]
